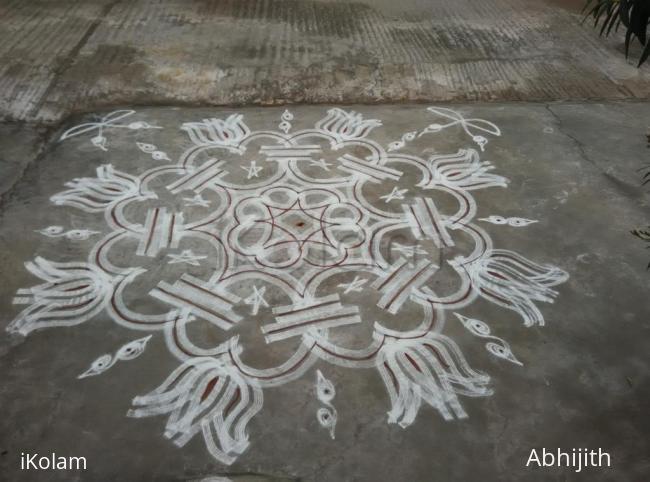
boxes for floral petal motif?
[181,114,250,147]
[128,357,263,465]
[50,164,140,212]
[8,257,113,335]
[419,148,508,190]
[377,334,491,427]
[315,108,381,142]
[466,249,569,326]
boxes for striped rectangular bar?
[260,145,322,162]
[150,274,242,331]
[136,208,181,257]
[372,258,438,314]
[402,197,455,248]
[167,159,226,193]
[337,154,402,182]
[262,294,361,343]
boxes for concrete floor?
[0,103,649,482]
[1,0,650,123]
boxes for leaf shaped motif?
[128,357,263,465]
[420,149,508,190]
[78,354,114,379]
[377,333,491,427]
[315,108,381,142]
[50,165,140,212]
[8,257,112,335]
[181,114,250,148]
[466,249,568,326]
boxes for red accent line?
[267,312,358,335]
[201,377,220,401]
[384,262,432,310]
[168,214,175,246]
[375,259,407,290]
[275,299,339,316]
[423,344,450,369]
[178,278,232,306]
[156,287,234,325]
[224,387,241,417]
[404,353,422,373]
[143,208,159,255]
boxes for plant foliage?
[583,0,650,66]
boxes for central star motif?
[228,185,366,269]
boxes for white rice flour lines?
[7,107,568,465]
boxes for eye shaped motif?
[507,217,538,227]
[486,342,522,366]
[316,370,336,404]
[65,229,99,240]
[152,151,170,161]
[316,407,337,439]
[136,142,156,153]
[78,354,114,379]
[479,216,538,227]
[479,216,507,225]
[116,335,152,361]
[78,336,153,379]
[387,141,403,152]
[37,225,65,237]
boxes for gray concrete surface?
[1,0,650,123]
[0,103,648,481]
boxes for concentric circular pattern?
[8,108,568,465]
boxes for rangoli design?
[7,107,568,465]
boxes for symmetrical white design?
[79,335,152,378]
[60,110,162,151]
[315,370,337,439]
[9,107,568,465]
[479,216,538,227]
